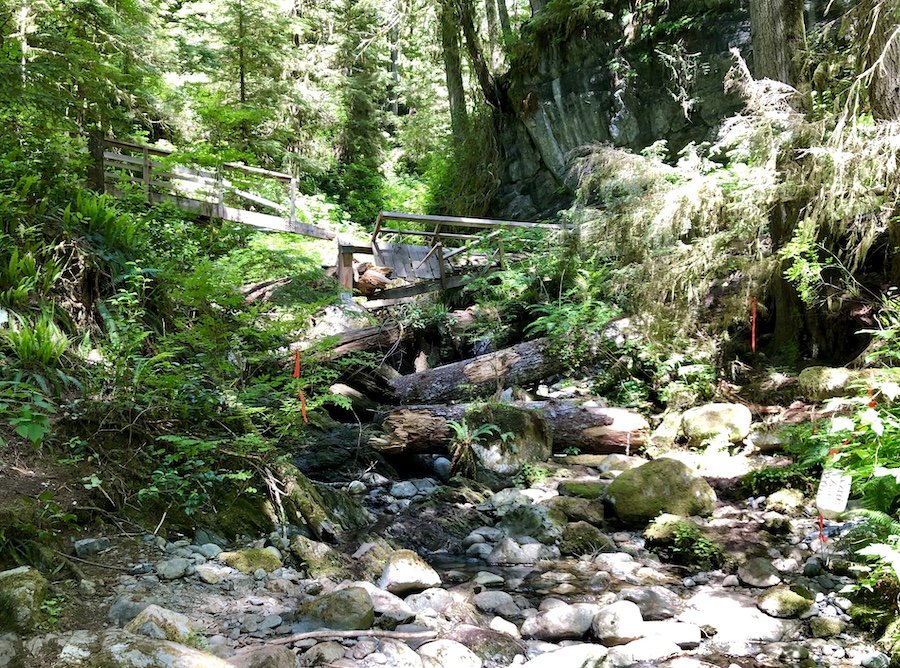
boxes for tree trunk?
[455,0,503,108]
[485,0,499,53]
[749,0,806,87]
[440,0,469,140]
[497,0,511,34]
[371,401,649,455]
[390,23,400,116]
[238,0,247,103]
[388,337,567,403]
[87,130,105,193]
[866,0,900,121]
[314,324,413,358]
[528,0,546,16]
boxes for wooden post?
[338,243,354,291]
[289,176,297,230]
[142,147,151,200]
[87,131,105,193]
[437,242,446,290]
[498,235,506,269]
[216,165,225,218]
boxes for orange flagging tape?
[292,349,308,423]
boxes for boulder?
[810,616,846,638]
[606,458,716,524]
[557,480,606,499]
[467,404,552,475]
[473,591,518,618]
[47,630,235,668]
[218,548,281,575]
[486,538,558,565]
[618,586,682,620]
[445,625,526,667]
[336,581,415,627]
[766,488,805,516]
[377,550,441,595]
[299,641,346,667]
[544,496,605,525]
[156,558,192,580]
[681,403,753,444]
[418,639,483,668]
[124,605,197,645]
[738,558,782,588]
[798,366,854,401]
[279,462,371,541]
[520,644,608,668]
[0,567,47,631]
[359,638,423,668]
[497,503,567,544]
[559,522,616,556]
[592,600,645,646]
[521,603,600,640]
[641,620,701,648]
[605,637,681,666]
[295,587,375,630]
[757,586,814,618]
[0,632,19,668]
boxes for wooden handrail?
[377,211,562,230]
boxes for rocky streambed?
[0,440,894,668]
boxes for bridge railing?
[100,139,333,239]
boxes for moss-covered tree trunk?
[440,0,468,141]
[866,0,900,121]
[749,0,807,87]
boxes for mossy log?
[371,401,648,455]
[387,338,566,404]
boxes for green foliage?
[447,419,501,478]
[513,462,550,487]
[740,464,816,497]
[0,490,76,569]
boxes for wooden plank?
[442,229,503,261]
[374,243,409,279]
[377,228,480,241]
[363,296,420,309]
[103,139,172,157]
[224,162,292,182]
[231,187,287,213]
[379,211,562,230]
[374,274,474,300]
[338,245,354,290]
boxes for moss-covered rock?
[0,567,47,631]
[643,514,726,569]
[290,536,348,580]
[544,495,605,525]
[124,605,199,646]
[295,587,375,631]
[219,547,282,575]
[798,366,855,401]
[465,403,553,475]
[559,521,616,555]
[606,458,716,525]
[810,616,846,638]
[557,480,606,499]
[203,493,277,540]
[766,488,805,516]
[497,503,567,543]
[757,586,814,618]
[681,403,752,444]
[278,462,370,541]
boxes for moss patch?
[557,480,606,499]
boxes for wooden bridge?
[100,139,564,301]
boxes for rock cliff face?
[495,3,750,218]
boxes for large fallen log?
[323,324,412,358]
[370,401,649,455]
[388,337,566,404]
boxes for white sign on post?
[816,468,852,519]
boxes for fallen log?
[388,337,566,404]
[325,324,412,358]
[371,401,649,455]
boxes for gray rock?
[360,638,424,668]
[418,639,482,668]
[405,588,456,616]
[466,543,494,560]
[74,537,111,557]
[486,538,556,565]
[108,595,151,627]
[738,558,782,588]
[156,558,192,580]
[618,586,682,620]
[377,550,441,595]
[47,629,234,667]
[337,581,415,627]
[390,481,419,499]
[0,633,20,668]
[520,603,600,640]
[520,644,608,668]
[473,591,518,618]
[592,600,644,646]
[433,458,452,482]
[197,543,223,559]
[472,572,505,588]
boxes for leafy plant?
[446,419,501,478]
[514,462,550,487]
